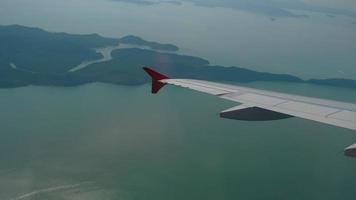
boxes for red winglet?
[143,67,169,81]
[143,67,169,94]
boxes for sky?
[303,0,356,10]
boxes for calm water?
[0,83,356,199]
[1,0,356,79]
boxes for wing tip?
[143,67,169,94]
[143,67,169,81]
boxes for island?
[0,24,356,90]
[119,35,179,52]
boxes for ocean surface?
[0,83,356,199]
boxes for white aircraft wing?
[143,67,356,156]
[162,79,356,131]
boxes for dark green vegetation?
[0,25,118,73]
[1,25,356,89]
[308,78,356,89]
[119,35,179,51]
[75,48,301,85]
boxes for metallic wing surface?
[143,67,356,156]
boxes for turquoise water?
[0,83,356,199]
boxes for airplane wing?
[143,67,356,157]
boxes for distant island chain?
[0,25,355,89]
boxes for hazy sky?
[303,0,356,9]
[116,0,356,17]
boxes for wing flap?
[276,101,340,116]
[223,94,356,130]
[329,110,356,123]
[224,93,288,107]
[261,105,356,130]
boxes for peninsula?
[0,25,355,90]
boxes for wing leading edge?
[143,67,356,157]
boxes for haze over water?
[1,0,356,79]
[0,83,356,199]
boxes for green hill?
[119,35,179,51]
[0,25,355,90]
[0,25,118,73]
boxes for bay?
[0,83,356,199]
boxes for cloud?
[112,0,157,6]
[111,0,182,6]
[163,0,356,18]
[110,0,356,18]
[302,0,356,11]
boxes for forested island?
[0,25,355,89]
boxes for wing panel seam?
[325,110,343,118]
[171,80,234,94]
